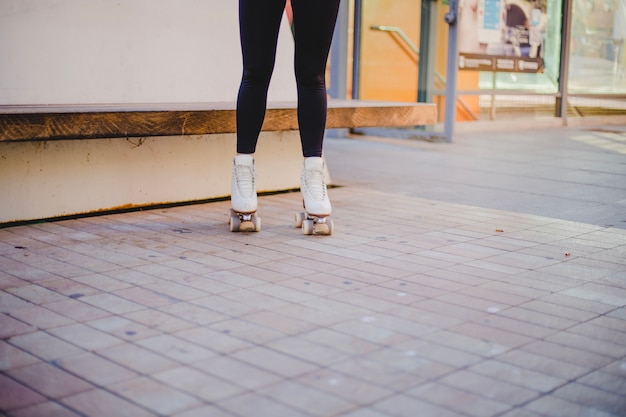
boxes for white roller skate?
[295,157,333,235]
[229,154,261,232]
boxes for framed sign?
[457,0,547,73]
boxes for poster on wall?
[457,0,547,73]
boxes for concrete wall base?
[0,131,307,224]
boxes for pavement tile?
[61,388,157,417]
[524,395,618,417]
[174,326,253,354]
[8,331,85,361]
[297,368,393,405]
[7,401,82,417]
[0,256,52,283]
[241,310,317,335]
[392,339,483,369]
[408,382,512,417]
[142,280,206,302]
[172,404,238,417]
[0,313,35,339]
[217,392,312,417]
[376,278,449,298]
[301,328,382,356]
[0,272,26,290]
[37,278,102,298]
[96,343,179,374]
[48,323,124,351]
[0,340,39,371]
[576,367,626,396]
[468,360,567,393]
[438,370,541,406]
[566,321,626,345]
[521,339,616,370]
[70,273,133,292]
[331,357,426,392]
[536,293,617,314]
[496,306,580,330]
[230,345,319,378]
[422,330,509,358]
[78,293,146,315]
[429,293,510,316]
[44,298,111,321]
[124,308,195,333]
[259,379,357,417]
[277,277,346,297]
[552,382,626,416]
[447,321,535,350]
[266,336,351,367]
[0,374,46,411]
[219,288,292,310]
[135,334,217,364]
[329,319,413,346]
[365,348,455,380]
[187,294,260,318]
[7,305,75,330]
[497,409,548,417]
[373,394,466,417]
[55,352,138,386]
[86,316,161,341]
[476,314,559,339]
[561,283,626,307]
[545,331,626,358]
[156,302,228,326]
[357,285,425,305]
[478,281,549,300]
[251,282,322,304]
[517,299,602,322]
[153,366,243,402]
[330,291,413,313]
[195,355,282,390]
[108,376,202,415]
[496,348,592,380]
[7,362,93,398]
[6,284,66,305]
[208,318,287,345]
[112,286,180,308]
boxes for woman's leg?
[291,0,341,157]
[236,0,286,154]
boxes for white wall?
[0,1,305,223]
[0,0,297,104]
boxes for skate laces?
[304,167,327,201]
[234,164,255,198]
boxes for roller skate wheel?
[229,214,241,232]
[302,219,315,235]
[229,209,260,232]
[251,215,261,232]
[326,218,334,235]
[295,212,305,228]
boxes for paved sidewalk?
[1,127,625,417]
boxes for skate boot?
[229,154,261,232]
[295,157,333,235]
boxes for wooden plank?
[0,100,436,142]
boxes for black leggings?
[236,0,341,157]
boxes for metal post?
[329,0,349,99]
[443,0,459,142]
[557,0,572,123]
[417,0,432,103]
[352,0,363,100]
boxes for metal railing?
[370,25,478,120]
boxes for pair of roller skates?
[229,155,333,235]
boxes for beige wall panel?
[0,132,303,223]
